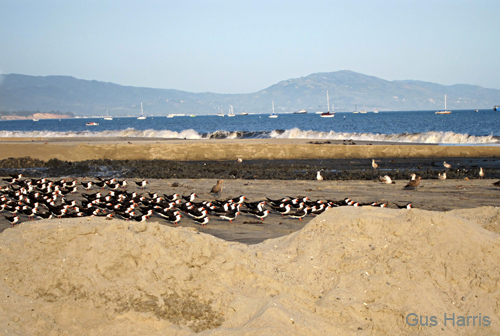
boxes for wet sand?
[1,137,500,161]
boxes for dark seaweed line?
[0,156,497,181]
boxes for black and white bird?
[135,180,148,189]
[193,216,209,227]
[186,207,208,220]
[5,215,20,226]
[81,181,93,190]
[156,209,182,226]
[271,203,292,216]
[182,192,197,202]
[286,207,310,221]
[244,200,266,212]
[242,209,270,221]
[216,209,239,222]
[396,203,413,209]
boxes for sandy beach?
[1,138,500,335]
[2,137,500,161]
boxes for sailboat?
[269,101,278,118]
[435,95,451,114]
[104,108,113,120]
[320,91,335,118]
[137,102,146,119]
[228,105,235,117]
[217,106,225,117]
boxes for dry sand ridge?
[0,206,499,335]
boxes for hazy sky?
[1,0,499,93]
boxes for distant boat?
[137,102,146,119]
[228,105,235,117]
[32,118,39,121]
[435,95,451,114]
[269,101,278,118]
[86,122,99,126]
[294,109,307,114]
[320,90,335,118]
[167,114,174,118]
[240,112,249,116]
[104,108,113,120]
[217,106,225,117]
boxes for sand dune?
[1,206,499,335]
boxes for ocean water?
[0,109,499,145]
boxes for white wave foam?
[0,128,204,139]
[0,127,497,144]
[269,128,499,144]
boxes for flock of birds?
[0,160,494,228]
[316,160,487,186]
[1,173,417,228]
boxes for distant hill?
[0,71,498,116]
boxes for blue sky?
[1,0,499,93]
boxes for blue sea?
[0,109,499,145]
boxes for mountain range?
[1,71,498,116]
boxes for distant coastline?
[0,112,73,120]
[1,72,499,116]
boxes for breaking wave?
[269,128,499,144]
[0,127,498,144]
[0,128,204,139]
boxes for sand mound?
[0,207,499,335]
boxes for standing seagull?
[372,159,379,170]
[438,172,447,180]
[210,179,223,196]
[443,161,452,169]
[479,167,484,179]
[316,170,324,181]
